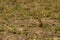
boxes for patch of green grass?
[54,27,60,31]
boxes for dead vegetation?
[0,0,60,40]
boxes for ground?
[0,0,60,40]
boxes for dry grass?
[0,0,60,40]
